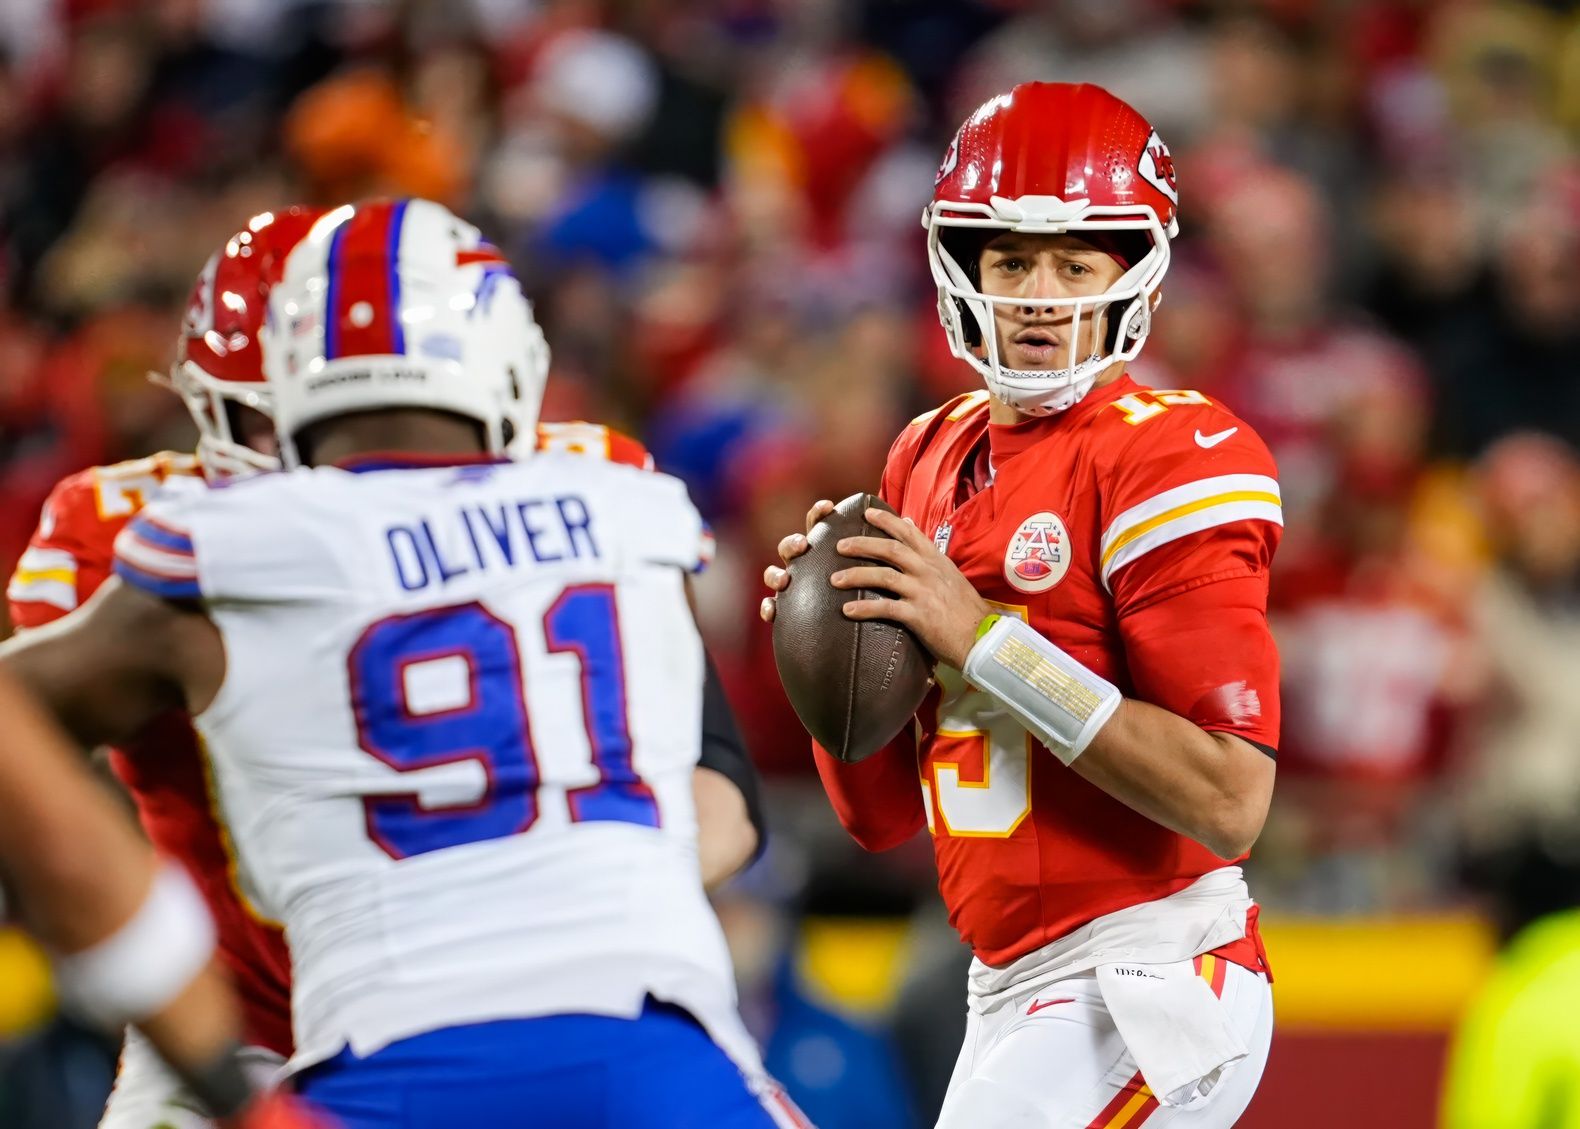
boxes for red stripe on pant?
[1085,1071,1159,1129]
[1088,957,1232,1127]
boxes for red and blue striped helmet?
[262,198,548,467]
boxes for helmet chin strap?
[986,355,1109,416]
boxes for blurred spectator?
[958,0,1210,143]
[1454,434,1580,854]
[1264,376,1475,910]
[1427,170,1580,456]
[1430,3,1571,226]
[285,58,476,208]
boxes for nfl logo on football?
[1004,511,1071,594]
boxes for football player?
[2,198,802,1129]
[8,206,766,1129]
[763,83,1279,1126]
[0,669,331,1129]
[6,206,322,1129]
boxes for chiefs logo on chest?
[1003,511,1072,594]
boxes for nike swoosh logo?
[1026,997,1076,1015]
[1195,427,1238,448]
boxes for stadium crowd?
[0,1,1577,1126]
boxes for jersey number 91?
[347,586,658,860]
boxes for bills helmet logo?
[1004,511,1071,594]
[1137,130,1178,205]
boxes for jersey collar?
[334,452,511,474]
[985,374,1141,470]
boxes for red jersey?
[7,452,295,1056]
[813,377,1282,967]
[5,423,654,1056]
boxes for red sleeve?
[6,470,117,630]
[1097,398,1282,617]
[1092,397,1282,751]
[811,728,926,852]
[1119,574,1281,754]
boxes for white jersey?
[113,454,749,1074]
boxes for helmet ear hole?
[501,365,523,449]
[954,297,982,347]
[1103,297,1150,353]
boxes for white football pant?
[937,959,1272,1128]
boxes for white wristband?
[51,863,216,1031]
[961,615,1122,765]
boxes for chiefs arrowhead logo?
[182,251,220,338]
[1137,130,1178,205]
[1004,511,1071,594]
[935,130,961,187]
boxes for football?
[772,492,935,763]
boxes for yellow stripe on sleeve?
[10,567,76,587]
[1100,490,1281,571]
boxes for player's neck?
[303,409,488,468]
[987,396,1026,425]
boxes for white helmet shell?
[261,198,549,466]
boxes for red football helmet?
[925,83,1179,415]
[167,206,326,478]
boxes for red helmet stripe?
[324,199,408,361]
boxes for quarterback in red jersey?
[764,84,1279,1126]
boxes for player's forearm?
[961,614,1272,858]
[0,670,153,948]
[1076,699,1273,859]
[0,672,260,1117]
[812,740,925,852]
[136,961,256,1118]
[693,766,758,889]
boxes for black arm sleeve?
[698,649,767,858]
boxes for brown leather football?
[772,492,935,763]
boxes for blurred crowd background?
[0,0,1578,1126]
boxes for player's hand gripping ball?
[768,493,935,763]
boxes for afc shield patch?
[1004,511,1071,594]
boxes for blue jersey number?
[545,586,659,828]
[349,587,657,861]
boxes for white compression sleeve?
[961,614,1122,765]
[50,862,217,1030]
